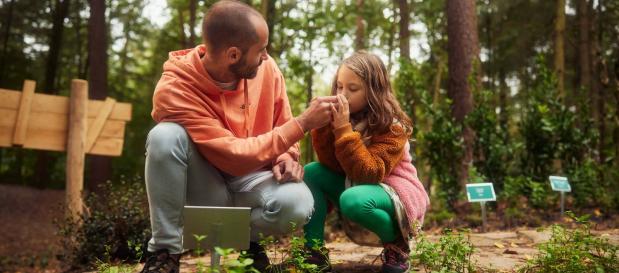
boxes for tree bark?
[577,0,591,94]
[0,0,15,174]
[261,0,275,54]
[446,0,479,190]
[397,0,410,60]
[614,57,619,167]
[386,2,396,71]
[499,69,509,144]
[590,0,604,163]
[33,0,72,188]
[74,1,87,79]
[354,0,365,51]
[0,0,14,85]
[189,0,196,47]
[554,0,566,97]
[87,0,111,192]
[396,0,416,129]
[178,8,188,48]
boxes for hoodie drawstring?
[243,79,250,137]
[218,79,251,138]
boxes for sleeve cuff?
[332,123,353,140]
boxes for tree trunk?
[396,0,416,130]
[178,8,188,48]
[577,0,591,95]
[0,0,15,174]
[74,1,87,79]
[590,0,604,163]
[304,65,314,163]
[261,0,276,54]
[446,0,479,190]
[554,0,566,97]
[87,0,111,192]
[189,0,196,47]
[432,56,444,105]
[354,0,365,51]
[0,0,14,85]
[32,0,71,188]
[614,57,619,167]
[499,70,509,144]
[397,0,410,60]
[387,1,396,71]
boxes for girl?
[302,51,430,273]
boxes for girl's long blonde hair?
[331,51,413,137]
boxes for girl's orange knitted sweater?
[311,123,408,182]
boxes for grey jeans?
[145,122,314,254]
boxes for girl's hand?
[331,94,350,128]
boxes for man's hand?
[331,94,350,128]
[296,96,339,132]
[272,159,304,183]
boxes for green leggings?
[303,162,398,247]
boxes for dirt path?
[168,228,619,272]
[1,184,618,273]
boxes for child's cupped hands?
[330,94,350,128]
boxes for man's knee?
[146,122,190,161]
[263,182,315,234]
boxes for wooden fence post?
[66,79,88,220]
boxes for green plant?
[257,225,326,273]
[194,234,208,273]
[56,177,150,269]
[192,233,258,273]
[410,229,477,273]
[419,91,463,207]
[468,87,514,193]
[93,245,137,273]
[215,247,259,273]
[518,212,619,273]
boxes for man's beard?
[230,57,261,79]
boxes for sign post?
[549,176,571,217]
[466,183,496,232]
[0,79,132,220]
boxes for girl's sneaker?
[380,237,410,273]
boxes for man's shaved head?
[202,0,264,54]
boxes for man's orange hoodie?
[151,45,305,176]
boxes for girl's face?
[336,65,368,114]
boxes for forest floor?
[1,183,618,273]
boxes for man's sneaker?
[304,246,332,272]
[380,237,410,273]
[139,249,180,273]
[246,241,271,272]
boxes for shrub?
[56,176,150,269]
[518,213,619,273]
[410,229,477,273]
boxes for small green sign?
[549,176,571,192]
[466,183,496,202]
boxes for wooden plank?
[24,132,124,156]
[0,126,126,156]
[12,80,36,145]
[0,86,131,156]
[86,98,115,152]
[0,110,127,138]
[66,79,87,220]
[0,88,132,121]
[0,108,16,147]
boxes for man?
[140,1,335,272]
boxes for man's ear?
[224,47,242,64]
